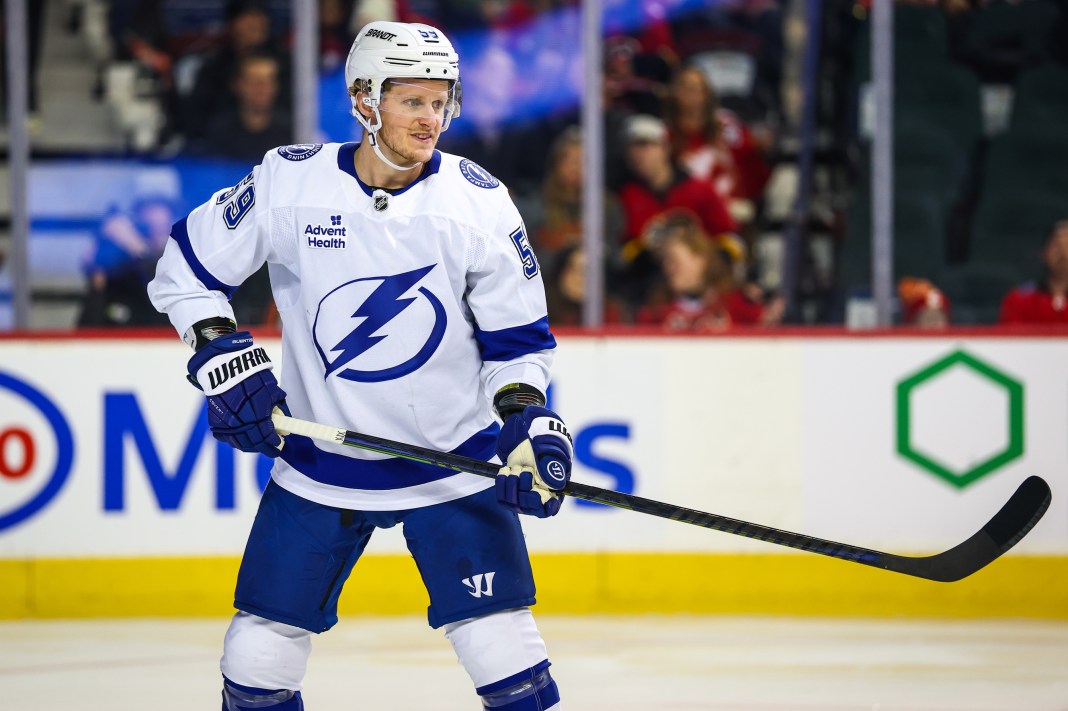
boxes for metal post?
[5,0,31,329]
[780,0,823,322]
[871,0,894,326]
[581,0,604,327]
[293,0,319,144]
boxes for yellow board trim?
[2,554,1065,620]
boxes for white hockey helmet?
[345,21,462,133]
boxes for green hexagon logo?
[896,350,1024,488]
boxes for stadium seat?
[968,193,1068,274]
[897,63,984,155]
[959,0,1060,81]
[979,128,1068,207]
[1011,63,1068,132]
[838,192,947,291]
[848,118,968,237]
[891,119,969,213]
[852,4,949,79]
[854,62,983,159]
[938,262,1024,325]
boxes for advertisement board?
[1,333,1064,618]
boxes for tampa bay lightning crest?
[278,143,323,161]
[312,265,447,382]
[459,159,500,189]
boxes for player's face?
[375,79,452,165]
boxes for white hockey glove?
[494,406,574,518]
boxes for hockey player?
[148,21,570,710]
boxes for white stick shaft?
[271,409,346,445]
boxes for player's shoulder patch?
[458,158,500,189]
[277,143,324,162]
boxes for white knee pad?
[221,611,312,691]
[443,607,549,688]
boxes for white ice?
[1,616,1066,710]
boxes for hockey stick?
[271,411,1051,583]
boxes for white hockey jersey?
[148,143,556,510]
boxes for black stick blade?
[565,476,1051,582]
[877,476,1052,582]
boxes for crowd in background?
[109,0,296,160]
[821,0,1068,328]
[70,0,1068,331]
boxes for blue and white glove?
[495,406,574,518]
[187,331,288,458]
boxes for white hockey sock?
[444,607,549,687]
[220,611,311,691]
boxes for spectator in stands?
[663,64,772,221]
[112,0,185,143]
[521,125,625,264]
[668,0,785,122]
[597,50,640,191]
[319,0,357,73]
[663,65,740,204]
[604,0,679,72]
[191,52,293,162]
[617,114,737,248]
[898,277,951,329]
[113,1,171,76]
[182,0,290,143]
[636,210,782,330]
[635,216,730,332]
[615,112,737,313]
[998,220,1068,325]
[603,36,665,118]
[523,125,582,259]
[78,195,177,327]
[544,245,624,327]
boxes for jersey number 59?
[509,226,539,280]
[216,172,256,230]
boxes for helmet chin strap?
[371,132,420,172]
[358,107,420,172]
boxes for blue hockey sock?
[476,660,560,709]
[222,677,304,710]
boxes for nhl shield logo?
[373,192,389,212]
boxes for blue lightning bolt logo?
[314,265,448,383]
